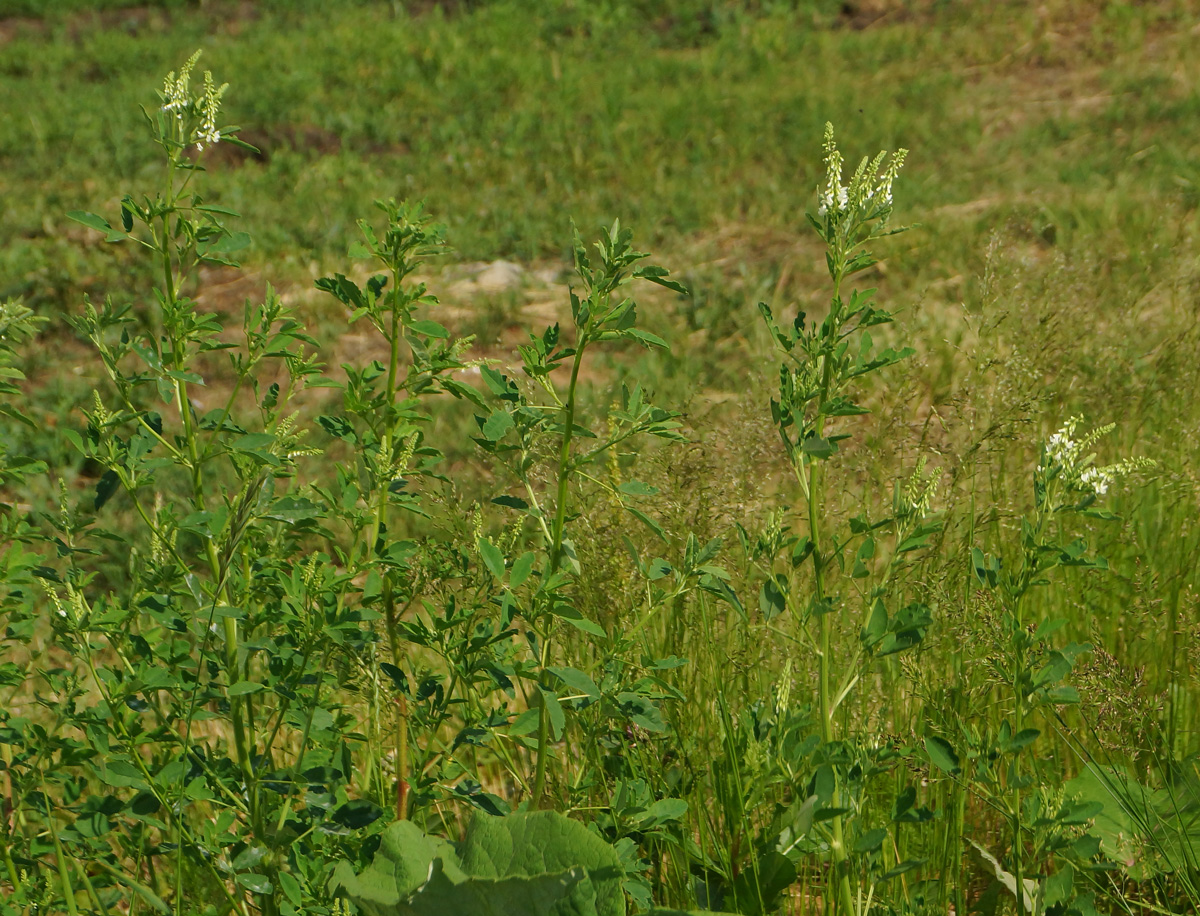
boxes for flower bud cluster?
[898,455,940,520]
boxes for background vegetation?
[1,0,1198,914]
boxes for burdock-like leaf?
[336,811,627,916]
[460,810,625,916]
[332,820,466,910]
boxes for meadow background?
[1,0,1199,914]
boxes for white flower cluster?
[160,50,228,152]
[816,122,908,219]
[195,69,228,151]
[161,50,201,118]
[1038,416,1154,498]
[1079,466,1112,496]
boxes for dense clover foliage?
[0,51,1181,916]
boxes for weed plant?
[0,43,1193,916]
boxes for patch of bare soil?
[0,16,45,45]
[0,0,261,48]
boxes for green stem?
[532,329,588,808]
[161,148,257,903]
[807,266,857,916]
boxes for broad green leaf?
[478,537,507,580]
[482,410,515,441]
[333,820,467,908]
[968,840,1036,913]
[397,861,583,916]
[409,319,450,339]
[728,850,796,916]
[547,666,600,699]
[622,328,669,350]
[510,551,536,588]
[68,210,112,233]
[626,506,666,541]
[95,469,121,510]
[854,828,888,854]
[758,575,787,621]
[235,873,272,895]
[539,687,565,740]
[617,479,658,497]
[548,603,607,637]
[459,810,625,916]
[925,736,960,774]
[278,872,302,906]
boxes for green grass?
[2,1,1200,914]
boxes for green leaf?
[401,861,584,916]
[333,820,467,907]
[235,873,273,895]
[879,859,927,881]
[231,432,275,451]
[68,210,112,234]
[925,736,960,774]
[95,469,121,510]
[626,506,666,541]
[1004,728,1040,753]
[617,479,658,497]
[643,798,689,825]
[547,666,600,699]
[409,319,450,338]
[207,231,251,255]
[968,840,1036,913]
[758,575,787,621]
[278,872,302,906]
[510,551,536,588]
[319,415,357,442]
[622,328,669,350]
[333,799,385,829]
[482,410,515,441]
[1043,864,1074,909]
[801,436,835,460]
[861,598,887,647]
[459,810,625,916]
[492,494,530,510]
[509,708,540,737]
[226,681,265,696]
[549,604,606,637]
[729,850,796,916]
[854,828,888,854]
[539,687,565,740]
[478,537,507,580]
[264,496,321,523]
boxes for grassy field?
[1,1,1199,914]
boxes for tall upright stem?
[533,329,588,807]
[808,268,857,916]
[373,265,410,816]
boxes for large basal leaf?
[394,859,583,916]
[459,810,625,916]
[332,820,466,911]
[336,811,628,916]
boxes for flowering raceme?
[1037,416,1154,503]
[816,122,907,221]
[159,50,227,152]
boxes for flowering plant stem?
[804,263,857,916]
[532,309,587,808]
[760,123,916,916]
